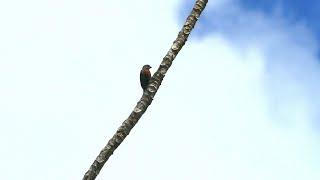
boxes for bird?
[140,64,152,91]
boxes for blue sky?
[0,0,320,179]
[240,0,320,37]
[177,0,320,178]
[180,0,320,43]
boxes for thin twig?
[82,1,208,179]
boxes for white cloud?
[0,0,319,180]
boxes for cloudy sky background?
[1,0,320,179]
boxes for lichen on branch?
[82,1,208,179]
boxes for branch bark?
[82,0,208,179]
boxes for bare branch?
[82,0,208,179]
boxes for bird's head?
[142,64,152,70]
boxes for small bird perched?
[140,64,152,91]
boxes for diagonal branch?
[82,0,208,179]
